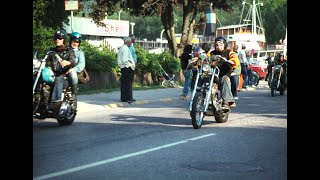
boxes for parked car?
[249,60,268,86]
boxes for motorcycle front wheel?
[190,92,204,129]
[271,78,277,97]
[57,112,76,125]
[57,103,77,126]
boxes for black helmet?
[215,36,228,49]
[53,30,66,40]
[278,51,284,58]
[70,32,82,46]
[241,44,246,49]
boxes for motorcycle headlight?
[202,64,210,72]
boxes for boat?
[216,0,266,52]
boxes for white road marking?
[34,133,216,180]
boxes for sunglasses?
[55,38,64,40]
[72,40,80,43]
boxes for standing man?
[118,36,136,103]
[179,44,193,99]
[129,34,137,64]
[239,44,248,90]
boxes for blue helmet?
[70,32,82,45]
[42,67,55,84]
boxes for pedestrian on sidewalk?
[117,36,136,103]
[180,44,193,99]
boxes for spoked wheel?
[170,80,179,88]
[271,78,277,97]
[33,83,42,114]
[161,80,169,87]
[33,93,41,114]
[190,92,204,129]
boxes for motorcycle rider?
[210,36,240,109]
[273,52,287,88]
[48,30,76,103]
[66,32,86,101]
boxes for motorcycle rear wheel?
[214,111,229,123]
[252,72,260,86]
[190,92,204,129]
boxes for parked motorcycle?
[270,62,286,97]
[189,54,230,129]
[33,51,77,125]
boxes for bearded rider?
[210,36,240,109]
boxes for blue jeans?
[51,69,78,101]
[51,75,65,101]
[182,70,191,96]
[247,69,253,86]
[230,75,239,97]
[67,69,78,85]
[220,75,235,104]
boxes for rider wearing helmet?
[48,30,76,102]
[66,31,86,101]
[210,36,240,109]
[274,52,287,88]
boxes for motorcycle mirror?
[33,51,38,59]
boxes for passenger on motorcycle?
[210,36,240,109]
[66,32,86,101]
[48,30,76,102]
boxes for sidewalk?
[77,81,267,113]
[77,87,183,113]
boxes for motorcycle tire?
[57,112,76,125]
[252,72,260,86]
[57,103,77,126]
[214,111,229,123]
[271,78,277,97]
[190,92,204,129]
[33,93,41,114]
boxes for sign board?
[65,0,79,11]
[63,17,130,37]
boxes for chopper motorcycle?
[270,62,286,97]
[33,51,77,125]
[189,54,230,129]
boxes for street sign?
[65,0,79,11]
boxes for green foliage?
[80,41,118,72]
[33,28,56,58]
[158,50,181,74]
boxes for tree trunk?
[161,2,178,57]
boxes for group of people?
[117,34,137,104]
[43,30,86,112]
[179,36,243,109]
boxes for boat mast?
[252,0,256,35]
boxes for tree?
[89,0,237,57]
[33,0,72,56]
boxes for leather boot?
[70,84,78,101]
